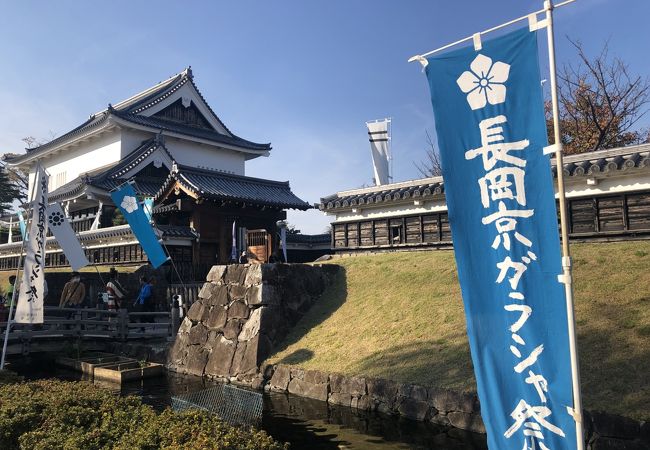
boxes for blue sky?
[0,0,648,233]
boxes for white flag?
[46,202,89,271]
[15,166,49,324]
[280,226,287,262]
[366,119,391,185]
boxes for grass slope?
[267,241,650,420]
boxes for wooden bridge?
[0,306,182,357]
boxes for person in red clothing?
[105,268,126,311]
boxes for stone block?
[240,335,266,375]
[225,265,247,284]
[352,395,372,411]
[328,391,352,407]
[250,373,265,391]
[206,266,226,283]
[288,378,329,402]
[342,376,367,397]
[428,386,479,414]
[205,306,227,330]
[246,285,262,305]
[398,398,431,421]
[186,301,205,322]
[177,317,192,335]
[592,437,649,450]
[591,411,640,439]
[204,336,236,377]
[223,319,242,340]
[367,378,399,409]
[244,264,263,286]
[256,333,273,363]
[184,347,210,377]
[239,307,261,341]
[167,333,189,367]
[229,341,247,376]
[269,365,291,391]
[304,369,328,385]
[259,306,287,343]
[188,323,209,345]
[200,284,229,307]
[409,384,428,403]
[430,413,451,427]
[447,411,486,434]
[290,367,305,381]
[329,373,345,393]
[228,301,250,319]
[229,284,248,301]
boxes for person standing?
[59,272,86,308]
[106,268,126,311]
[5,275,16,308]
[134,276,153,322]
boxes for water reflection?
[263,392,487,450]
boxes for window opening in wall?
[390,223,402,245]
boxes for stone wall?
[166,263,340,382]
[265,364,650,450]
[265,364,485,434]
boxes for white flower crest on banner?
[121,196,139,213]
[457,54,510,110]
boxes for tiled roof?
[320,178,443,211]
[156,165,311,210]
[0,224,195,254]
[5,68,270,165]
[321,144,650,212]
[48,138,170,202]
[286,233,330,244]
[550,143,650,177]
[112,111,270,151]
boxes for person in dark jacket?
[135,276,154,322]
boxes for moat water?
[10,358,487,450]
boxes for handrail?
[0,303,181,353]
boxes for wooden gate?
[246,229,271,262]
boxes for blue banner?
[425,28,576,450]
[143,197,154,222]
[111,183,168,269]
[17,210,26,240]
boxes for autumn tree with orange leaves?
[548,39,650,154]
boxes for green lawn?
[267,241,650,421]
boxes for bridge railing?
[167,283,203,309]
[0,305,180,344]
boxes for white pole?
[545,1,584,449]
[1,162,41,370]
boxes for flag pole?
[545,1,584,449]
[1,162,41,370]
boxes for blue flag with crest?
[424,28,576,450]
[111,183,168,269]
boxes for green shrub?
[0,380,288,450]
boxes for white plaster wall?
[29,130,122,193]
[329,170,650,224]
[165,136,246,175]
[333,198,448,223]
[562,171,650,198]
[120,128,154,156]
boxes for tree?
[414,130,443,178]
[0,133,57,203]
[548,39,650,154]
[0,163,24,216]
[2,153,29,203]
